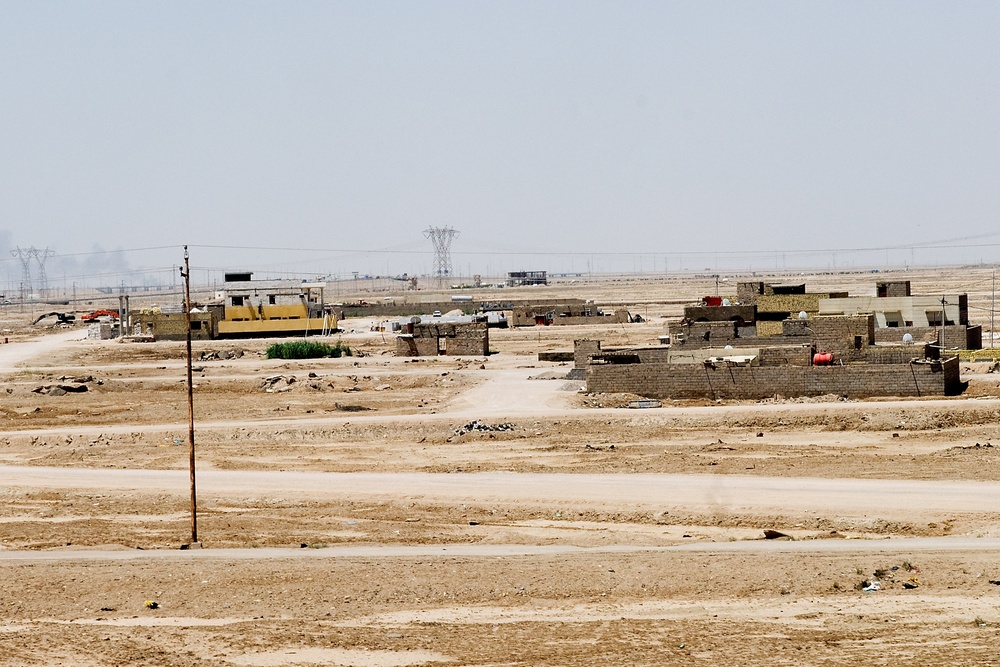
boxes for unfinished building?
[507,271,548,287]
[128,272,339,341]
[396,322,489,356]
[671,281,982,351]
[736,282,849,335]
[511,304,631,327]
[131,309,216,341]
[212,273,336,338]
[586,313,962,400]
[819,281,981,349]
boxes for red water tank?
[813,352,834,365]
[702,296,723,307]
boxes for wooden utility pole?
[181,246,198,544]
[117,295,125,339]
[940,296,947,356]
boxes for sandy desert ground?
[4,267,1000,665]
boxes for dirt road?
[0,327,86,372]
[1,465,995,522]
[445,369,577,415]
[3,535,1000,563]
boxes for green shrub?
[265,340,352,359]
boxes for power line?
[183,239,1000,259]
[0,238,990,262]
[0,245,179,265]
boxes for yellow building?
[215,273,336,338]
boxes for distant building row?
[575,280,975,401]
[669,280,981,351]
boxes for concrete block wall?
[574,340,602,369]
[810,315,874,361]
[133,312,215,341]
[682,304,756,323]
[757,293,824,316]
[873,324,982,350]
[737,282,764,306]
[966,325,983,350]
[395,323,488,356]
[666,348,746,365]
[874,327,938,345]
[447,324,490,355]
[877,281,911,297]
[395,336,439,356]
[782,319,811,337]
[550,310,631,326]
[511,305,630,327]
[586,356,960,399]
[635,347,673,363]
[941,355,962,389]
[669,320,817,350]
[756,320,784,337]
[395,337,415,356]
[757,345,813,366]
[87,323,117,340]
[763,284,806,296]
[668,321,742,348]
[416,323,453,338]
[864,345,931,364]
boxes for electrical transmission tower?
[31,247,55,297]
[11,247,34,300]
[423,226,460,278]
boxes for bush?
[265,340,352,360]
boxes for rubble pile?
[32,384,89,396]
[199,349,245,361]
[32,375,99,396]
[453,420,516,436]
[261,375,295,393]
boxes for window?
[268,295,277,305]
[883,311,903,328]
[854,335,863,350]
[232,296,245,307]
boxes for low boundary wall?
[586,356,961,399]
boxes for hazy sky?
[2,2,1000,284]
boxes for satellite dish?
[902,333,913,344]
[722,298,731,306]
[798,311,808,320]
[724,345,734,350]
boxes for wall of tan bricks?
[586,356,960,399]
[875,324,982,350]
[810,315,875,361]
[395,323,489,356]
